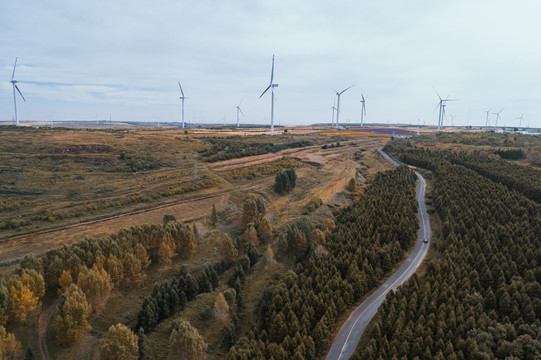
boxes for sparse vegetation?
[225,157,301,180]
[199,137,312,162]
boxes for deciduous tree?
[99,323,139,360]
[0,325,22,360]
[213,293,230,324]
[53,284,91,344]
[168,320,207,360]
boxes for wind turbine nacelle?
[273,84,279,88]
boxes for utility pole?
[194,151,198,179]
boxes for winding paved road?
[326,148,431,360]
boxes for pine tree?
[137,328,149,360]
[24,347,37,360]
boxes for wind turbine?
[259,55,278,136]
[236,99,245,128]
[178,81,187,129]
[10,57,26,127]
[359,94,367,127]
[483,108,493,127]
[516,113,524,127]
[335,85,354,130]
[331,98,337,126]
[434,90,456,132]
[449,114,456,127]
[492,108,503,127]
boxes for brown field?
[0,124,398,359]
[0,126,387,264]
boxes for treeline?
[199,138,312,163]
[0,221,198,346]
[354,148,541,359]
[227,166,419,359]
[137,263,222,333]
[494,148,524,160]
[385,141,541,202]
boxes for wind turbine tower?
[360,94,366,127]
[335,85,354,130]
[435,91,455,132]
[483,108,493,127]
[331,99,337,127]
[517,113,525,127]
[236,100,245,127]
[492,108,503,127]
[259,55,278,135]
[10,57,26,127]
[178,81,187,129]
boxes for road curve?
[326,148,431,360]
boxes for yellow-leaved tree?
[168,320,207,360]
[99,323,139,360]
[6,269,45,321]
[77,265,113,310]
[0,325,22,360]
[212,293,230,324]
[53,284,91,344]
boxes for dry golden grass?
[1,125,392,360]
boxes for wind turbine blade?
[15,84,26,102]
[239,108,245,117]
[434,88,442,101]
[270,55,275,84]
[11,57,17,81]
[259,84,271,99]
[339,84,355,95]
[238,98,243,107]
[178,81,185,97]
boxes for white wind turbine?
[483,107,493,127]
[178,81,187,129]
[360,94,367,127]
[335,85,355,130]
[10,57,26,126]
[259,55,278,135]
[516,113,525,127]
[492,108,503,127]
[330,98,337,126]
[236,99,245,128]
[435,90,456,132]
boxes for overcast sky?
[1,0,540,128]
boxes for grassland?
[0,125,392,359]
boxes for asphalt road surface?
[326,148,431,360]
